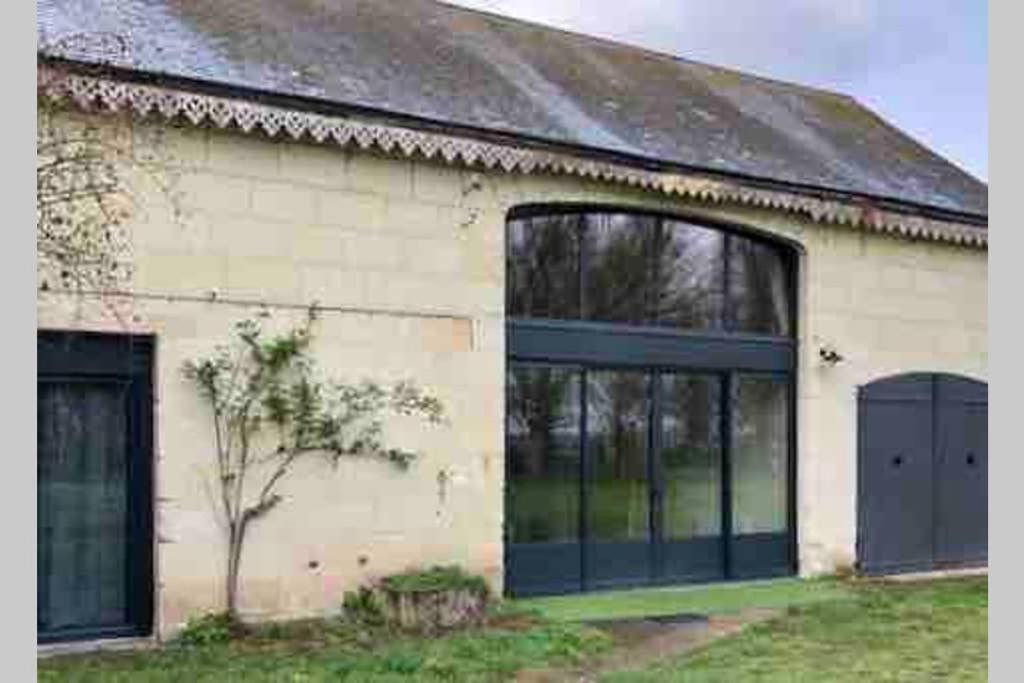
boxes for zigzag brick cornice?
[37,62,987,248]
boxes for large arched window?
[508,211,793,336]
[504,207,796,597]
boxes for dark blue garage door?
[857,373,987,575]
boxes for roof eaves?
[38,53,988,227]
[37,56,988,246]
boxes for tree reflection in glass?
[661,374,722,539]
[728,237,792,336]
[582,213,654,324]
[731,376,789,534]
[506,365,581,543]
[652,221,725,330]
[508,211,792,336]
[507,214,582,320]
[587,370,650,541]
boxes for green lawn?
[517,577,854,622]
[603,577,988,682]
[37,616,611,683]
[38,577,987,682]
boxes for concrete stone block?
[175,173,251,215]
[205,216,291,260]
[412,161,465,206]
[208,130,282,177]
[416,317,474,353]
[400,238,463,276]
[348,153,413,197]
[288,225,348,264]
[319,190,387,230]
[298,267,366,309]
[385,199,447,237]
[134,251,228,293]
[223,255,304,302]
[279,142,349,189]
[251,180,319,224]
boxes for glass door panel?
[659,373,724,581]
[585,369,651,589]
[505,364,582,595]
[730,375,792,577]
[504,366,795,595]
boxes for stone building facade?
[37,0,987,644]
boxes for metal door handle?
[966,453,976,467]
[892,454,903,468]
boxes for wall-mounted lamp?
[819,344,844,366]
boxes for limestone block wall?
[37,111,987,637]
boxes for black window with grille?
[37,332,154,644]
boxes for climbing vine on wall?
[183,306,445,619]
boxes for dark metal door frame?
[577,366,742,592]
[504,205,800,597]
[506,356,796,596]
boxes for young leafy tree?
[183,307,445,619]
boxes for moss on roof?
[38,0,987,217]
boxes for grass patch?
[515,577,854,622]
[602,577,988,682]
[379,565,490,595]
[38,610,611,682]
[37,577,986,681]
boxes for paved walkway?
[878,567,987,582]
[515,608,780,682]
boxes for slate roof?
[37,0,987,219]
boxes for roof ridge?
[432,0,858,103]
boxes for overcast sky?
[447,0,988,181]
